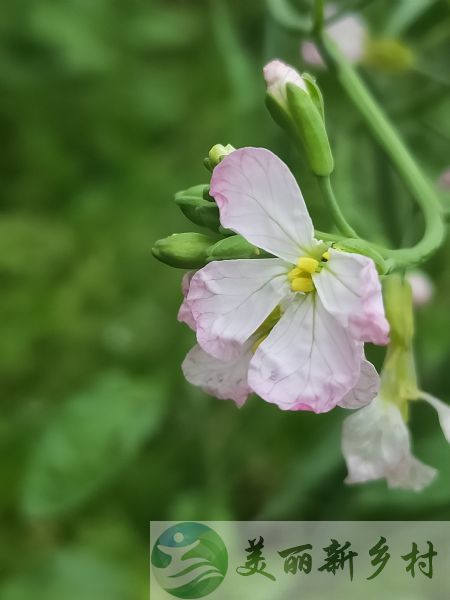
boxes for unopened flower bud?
[175,184,221,232]
[204,144,235,172]
[263,60,307,111]
[152,232,217,269]
[264,60,333,176]
[365,38,414,72]
[207,235,264,261]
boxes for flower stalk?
[311,8,446,270]
[316,176,358,238]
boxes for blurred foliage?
[0,0,449,596]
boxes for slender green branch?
[266,0,312,34]
[317,176,358,238]
[314,32,447,270]
[313,0,324,34]
[314,229,341,243]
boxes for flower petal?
[313,249,389,345]
[386,456,437,491]
[182,342,252,407]
[249,293,361,412]
[210,147,315,262]
[263,60,307,109]
[338,355,379,409]
[301,9,366,67]
[420,391,450,443]
[187,258,289,361]
[342,397,436,491]
[177,271,196,330]
[407,270,434,307]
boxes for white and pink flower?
[301,6,367,68]
[301,5,368,68]
[178,271,253,407]
[342,392,450,490]
[181,147,389,413]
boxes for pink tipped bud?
[263,60,307,110]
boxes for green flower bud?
[263,60,333,176]
[175,185,221,232]
[301,73,325,120]
[207,235,267,261]
[204,144,236,172]
[365,38,415,73]
[286,83,334,176]
[152,232,217,269]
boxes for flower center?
[288,252,330,293]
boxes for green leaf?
[384,0,434,36]
[258,415,343,518]
[0,550,133,600]
[22,372,167,518]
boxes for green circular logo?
[151,522,228,598]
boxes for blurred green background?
[1,0,450,597]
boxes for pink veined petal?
[338,355,379,409]
[210,147,316,263]
[342,397,436,491]
[177,271,196,330]
[313,249,389,345]
[249,293,361,413]
[182,342,253,407]
[187,258,290,361]
[420,391,450,443]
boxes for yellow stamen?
[291,276,315,293]
[287,267,302,280]
[322,250,330,262]
[252,334,268,353]
[296,257,319,273]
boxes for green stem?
[317,176,358,238]
[266,0,312,34]
[313,0,324,34]
[314,229,341,243]
[314,32,447,270]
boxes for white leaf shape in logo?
[153,539,224,591]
